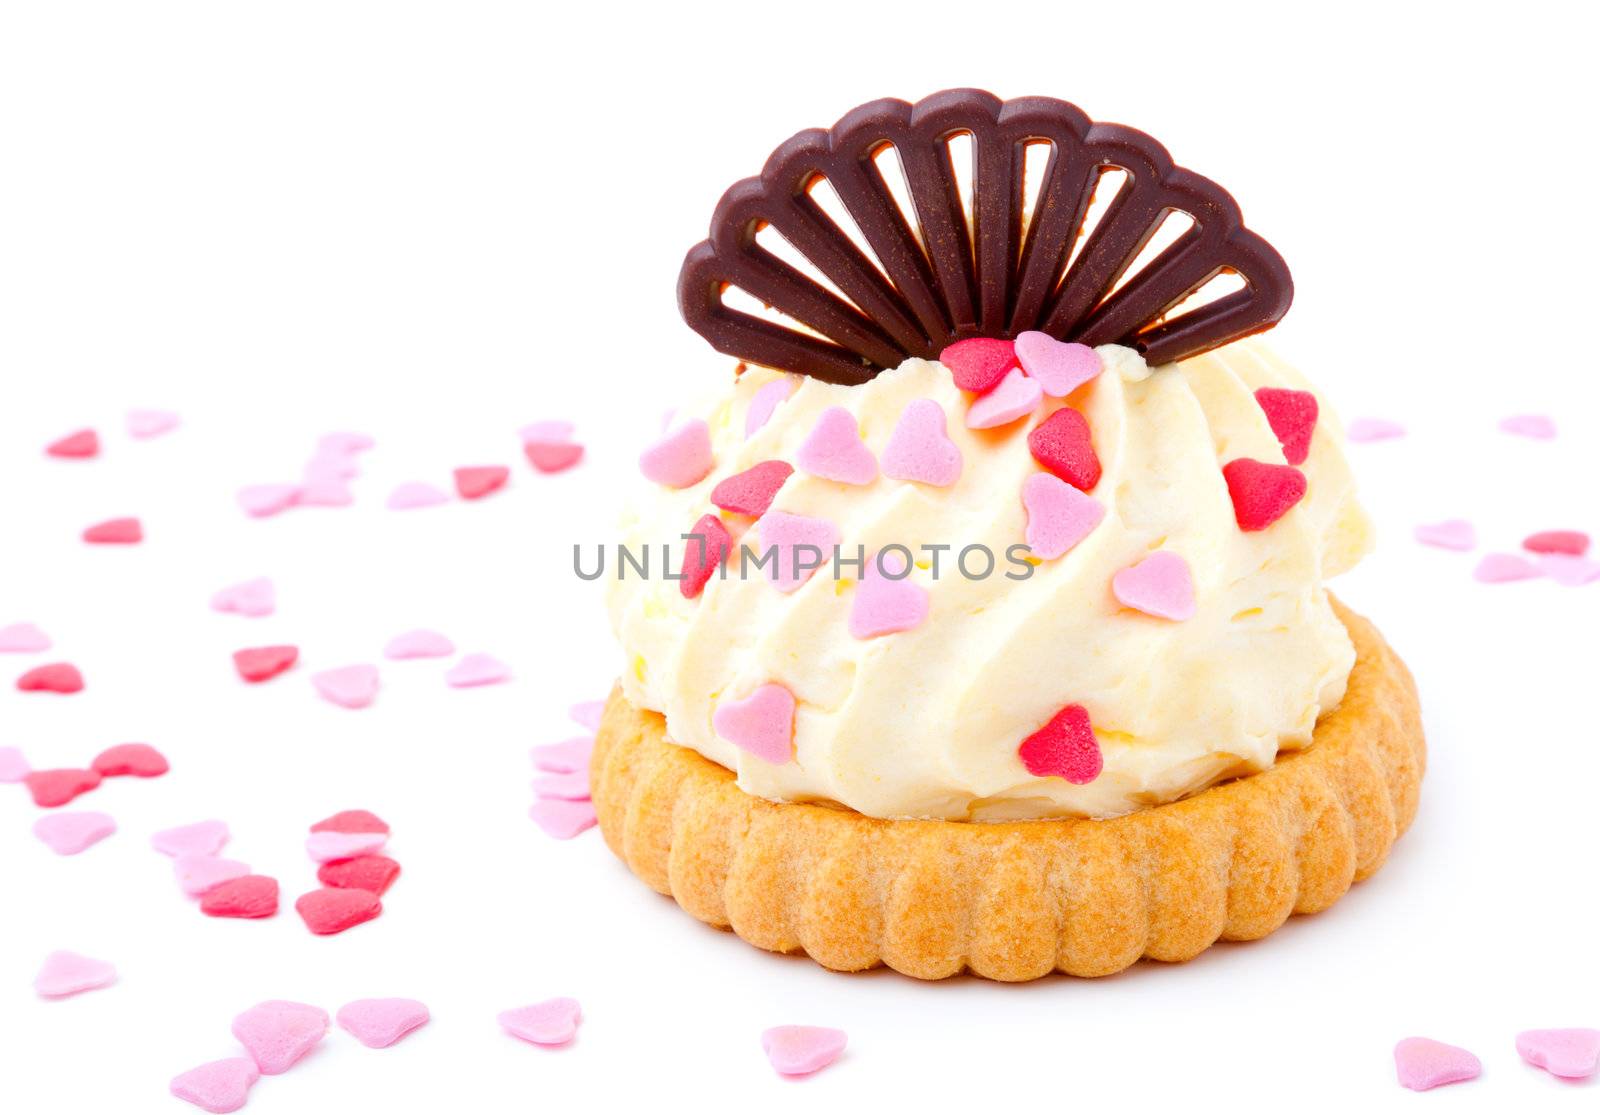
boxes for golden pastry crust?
[590,601,1424,981]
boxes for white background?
[2,1,1599,1112]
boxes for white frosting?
[607,339,1372,820]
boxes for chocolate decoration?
[678,89,1292,384]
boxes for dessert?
[593,89,1423,980]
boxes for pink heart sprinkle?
[529,799,597,839]
[152,820,229,858]
[1473,553,1541,583]
[296,475,353,507]
[746,376,799,437]
[237,483,300,518]
[1539,554,1600,587]
[796,406,878,485]
[446,653,512,688]
[1413,520,1477,552]
[1394,1037,1481,1091]
[966,366,1044,429]
[384,629,455,659]
[174,856,252,897]
[1018,703,1102,784]
[640,419,714,488]
[304,451,360,481]
[210,577,276,618]
[499,998,582,1046]
[849,555,930,639]
[336,998,431,1049]
[33,811,116,855]
[713,683,795,764]
[231,1000,330,1075]
[1021,473,1105,560]
[0,746,29,782]
[126,408,181,439]
[312,664,380,709]
[1524,529,1590,556]
[569,700,605,730]
[531,736,594,774]
[761,1026,848,1076]
[34,950,117,998]
[1013,331,1103,398]
[387,482,450,510]
[170,1057,260,1113]
[0,621,51,652]
[1111,551,1197,621]
[1516,1028,1600,1079]
[755,510,841,592]
[532,770,591,801]
[1500,413,1557,439]
[319,431,375,455]
[525,440,584,473]
[1346,417,1407,442]
[305,831,388,863]
[881,399,962,487]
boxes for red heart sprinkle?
[47,429,100,459]
[1017,704,1102,784]
[1028,407,1101,491]
[90,743,170,778]
[1223,459,1307,531]
[524,442,583,473]
[940,338,1017,393]
[1253,387,1319,465]
[710,460,794,517]
[680,513,732,600]
[295,887,382,935]
[17,663,84,693]
[233,645,299,683]
[310,809,391,835]
[25,768,104,808]
[318,855,401,896]
[454,466,509,500]
[82,517,143,544]
[1524,530,1589,556]
[201,875,280,919]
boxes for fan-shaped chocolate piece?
[678,89,1292,384]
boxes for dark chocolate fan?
[678,89,1292,384]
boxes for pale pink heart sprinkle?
[446,653,512,688]
[1473,553,1542,584]
[849,556,930,639]
[1500,413,1557,439]
[336,998,431,1048]
[35,951,117,998]
[306,831,388,863]
[0,621,52,652]
[1394,1037,1481,1091]
[529,799,597,839]
[531,770,591,801]
[762,1026,848,1076]
[746,375,799,437]
[499,998,582,1046]
[237,483,300,518]
[296,475,354,507]
[33,811,116,855]
[312,664,380,709]
[1022,473,1106,560]
[1516,1027,1600,1079]
[231,1000,330,1075]
[169,1057,260,1113]
[1013,331,1103,398]
[569,700,606,730]
[967,366,1044,429]
[126,408,181,439]
[152,820,230,859]
[384,629,455,659]
[796,406,878,485]
[0,745,30,783]
[1111,551,1197,621]
[318,431,375,455]
[520,420,575,443]
[174,856,252,896]
[387,482,450,510]
[209,577,276,618]
[639,419,714,488]
[713,683,796,764]
[755,510,841,593]
[1539,554,1600,586]
[1345,417,1407,442]
[304,450,361,481]
[1413,519,1477,552]
[532,736,594,774]
[880,399,962,487]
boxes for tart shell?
[590,601,1424,981]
